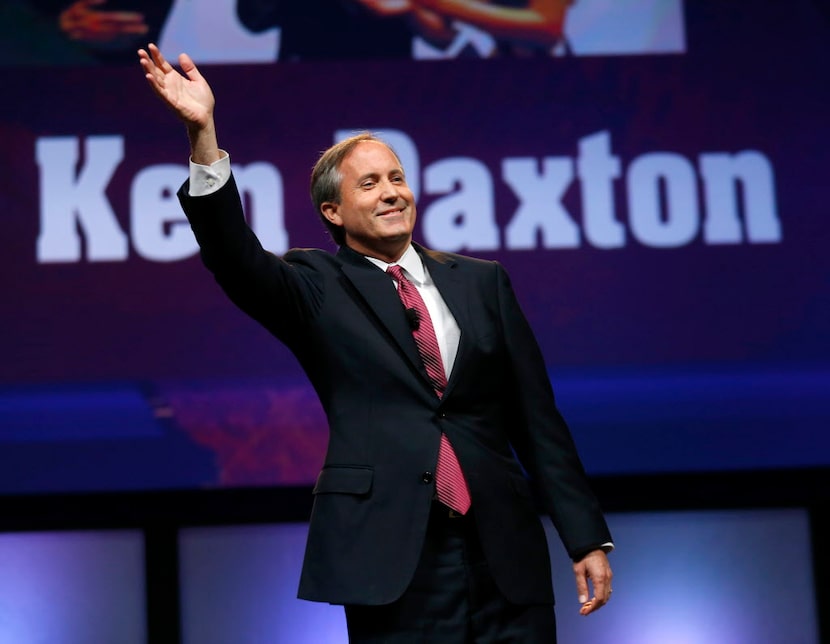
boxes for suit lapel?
[337,245,431,388]
[337,243,472,400]
[414,244,472,398]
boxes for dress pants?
[344,502,557,643]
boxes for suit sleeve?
[178,174,323,343]
[494,262,612,560]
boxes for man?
[138,43,612,642]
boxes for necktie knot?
[386,264,407,283]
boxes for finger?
[579,597,599,616]
[148,43,172,72]
[593,574,611,605]
[579,590,611,615]
[574,569,589,605]
[591,559,613,605]
[578,583,612,616]
[139,47,169,94]
[138,48,161,77]
[178,53,202,81]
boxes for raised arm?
[137,43,221,165]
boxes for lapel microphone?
[404,308,420,331]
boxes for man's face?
[321,141,416,262]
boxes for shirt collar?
[365,245,426,285]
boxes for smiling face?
[320,141,416,263]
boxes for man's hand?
[138,43,214,129]
[573,548,612,616]
[138,43,221,164]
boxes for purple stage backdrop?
[0,1,827,493]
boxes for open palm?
[138,43,214,129]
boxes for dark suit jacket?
[180,175,611,606]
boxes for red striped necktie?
[387,264,471,515]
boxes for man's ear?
[320,202,341,226]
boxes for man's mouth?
[377,207,405,217]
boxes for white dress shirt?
[365,246,461,380]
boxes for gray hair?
[309,133,402,246]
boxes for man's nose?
[379,179,400,201]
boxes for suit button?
[421,471,434,484]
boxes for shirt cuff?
[188,151,231,197]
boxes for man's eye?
[361,181,375,189]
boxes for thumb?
[178,53,202,81]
